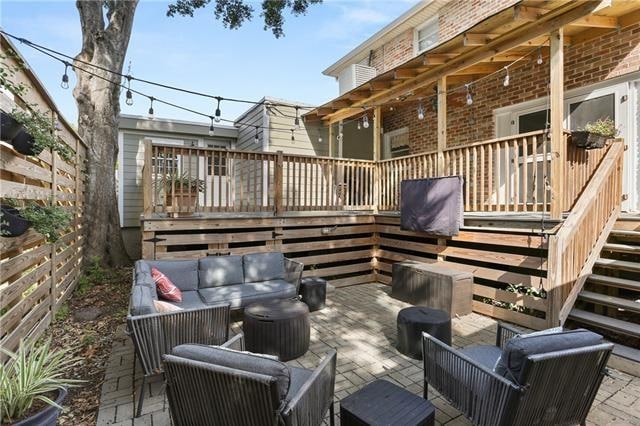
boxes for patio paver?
[97,283,640,425]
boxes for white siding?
[236,104,265,151]
[267,104,329,156]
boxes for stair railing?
[546,140,625,327]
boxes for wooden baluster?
[465,148,470,211]
[522,137,528,211]
[542,134,548,213]
[503,141,510,212]
[513,139,519,211]
[472,146,478,211]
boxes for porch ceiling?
[305,0,640,124]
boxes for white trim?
[117,131,124,226]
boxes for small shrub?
[582,118,619,138]
[54,304,69,322]
[20,203,72,243]
[0,340,83,424]
[74,276,92,296]
[81,332,96,346]
[85,256,106,283]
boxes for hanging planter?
[0,205,31,238]
[10,129,41,156]
[7,109,74,161]
[1,111,23,141]
[571,118,618,150]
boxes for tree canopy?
[167,0,322,38]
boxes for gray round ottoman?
[397,307,451,360]
[299,277,327,312]
[244,299,310,361]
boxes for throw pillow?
[152,267,182,302]
[153,300,183,313]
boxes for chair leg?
[135,375,147,418]
[423,382,428,400]
[329,401,335,426]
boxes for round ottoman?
[244,299,310,361]
[299,277,327,312]
[397,307,451,360]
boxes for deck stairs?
[567,214,640,370]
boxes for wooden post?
[50,111,58,312]
[274,150,284,215]
[373,107,381,213]
[550,28,564,219]
[142,139,153,215]
[328,123,333,157]
[437,77,447,176]
[546,235,562,327]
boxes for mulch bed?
[48,265,131,425]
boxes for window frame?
[414,15,439,55]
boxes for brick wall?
[382,22,640,154]
[438,0,518,42]
[370,29,414,74]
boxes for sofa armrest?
[496,323,523,349]
[422,332,519,426]
[221,333,245,351]
[282,349,337,426]
[127,303,230,376]
[284,258,304,292]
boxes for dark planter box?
[10,129,42,156]
[1,111,23,141]
[1,205,31,237]
[12,388,67,426]
[571,131,608,150]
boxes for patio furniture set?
[127,252,614,426]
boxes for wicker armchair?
[127,303,230,417]
[163,333,337,426]
[422,323,613,426]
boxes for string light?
[214,97,222,122]
[465,84,473,106]
[60,61,69,89]
[417,99,425,120]
[357,120,361,130]
[125,76,134,106]
[294,106,300,130]
[362,114,369,129]
[291,129,295,142]
[537,47,543,65]
[318,137,323,143]
[208,116,215,136]
[503,67,510,87]
[254,126,259,143]
[148,97,155,119]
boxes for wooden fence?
[0,38,87,360]
[145,130,606,217]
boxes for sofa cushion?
[168,290,207,311]
[286,366,313,402]
[154,300,183,313]
[460,345,503,371]
[198,280,296,309]
[146,260,199,291]
[130,285,157,316]
[172,343,290,400]
[135,271,155,288]
[135,260,151,276]
[199,256,244,288]
[243,253,285,283]
[495,328,603,383]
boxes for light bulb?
[417,101,425,120]
[291,129,295,142]
[294,107,301,130]
[465,85,473,106]
[254,127,259,143]
[362,115,369,129]
[214,98,222,122]
[148,97,155,119]
[537,48,543,65]
[318,137,323,143]
[503,68,510,87]
[125,89,133,106]
[60,63,69,89]
[208,117,215,136]
[357,120,361,130]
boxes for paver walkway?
[97,283,640,425]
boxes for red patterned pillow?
[151,267,182,302]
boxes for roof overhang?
[307,0,640,125]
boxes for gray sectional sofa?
[127,252,303,417]
[131,252,304,315]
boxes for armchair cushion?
[459,345,502,371]
[146,260,199,291]
[286,366,313,401]
[171,343,291,400]
[130,285,157,316]
[243,252,285,283]
[495,328,603,383]
[199,256,244,288]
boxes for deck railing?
[142,130,611,216]
[547,140,624,326]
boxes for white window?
[415,16,439,54]
[383,127,410,159]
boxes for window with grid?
[415,16,439,54]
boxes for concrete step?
[578,290,640,314]
[603,243,640,255]
[568,308,640,338]
[587,274,640,292]
[594,258,640,273]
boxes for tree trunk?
[74,0,138,266]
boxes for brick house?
[314,0,639,213]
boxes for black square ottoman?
[340,379,435,426]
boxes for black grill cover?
[400,176,463,236]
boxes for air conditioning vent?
[338,64,377,95]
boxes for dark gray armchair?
[422,323,613,426]
[163,333,337,426]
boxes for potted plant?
[572,117,619,149]
[163,172,205,210]
[1,111,23,141]
[0,340,82,426]
[8,109,73,162]
[0,204,31,238]
[20,203,72,243]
